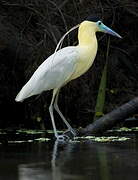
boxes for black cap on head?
[85,15,100,22]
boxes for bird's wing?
[33,46,79,90]
[16,46,79,101]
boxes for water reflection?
[0,138,138,180]
[51,140,84,180]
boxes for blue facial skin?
[96,21,122,38]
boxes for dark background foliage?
[0,0,137,129]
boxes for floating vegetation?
[47,130,64,134]
[4,138,51,144]
[35,137,50,142]
[7,140,34,144]
[17,129,45,134]
[0,129,63,135]
[0,128,135,144]
[74,136,130,142]
[75,136,96,139]
[0,129,52,144]
[107,127,138,132]
[70,140,81,143]
[93,136,130,142]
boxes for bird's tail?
[15,82,33,102]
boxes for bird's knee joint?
[54,103,58,110]
[49,105,53,112]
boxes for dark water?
[0,136,138,180]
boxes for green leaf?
[94,37,110,121]
[94,61,107,120]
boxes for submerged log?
[79,97,138,136]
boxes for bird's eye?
[98,21,102,25]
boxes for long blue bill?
[102,24,122,38]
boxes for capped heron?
[15,16,122,141]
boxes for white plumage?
[15,20,121,141]
[15,47,79,102]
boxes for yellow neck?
[69,21,98,81]
[78,21,97,46]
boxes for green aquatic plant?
[74,135,130,142]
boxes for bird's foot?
[63,128,78,139]
[56,129,78,142]
[56,134,70,142]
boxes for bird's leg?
[49,89,70,141]
[49,89,59,138]
[54,90,77,138]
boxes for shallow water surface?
[0,135,138,180]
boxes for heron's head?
[80,16,122,38]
